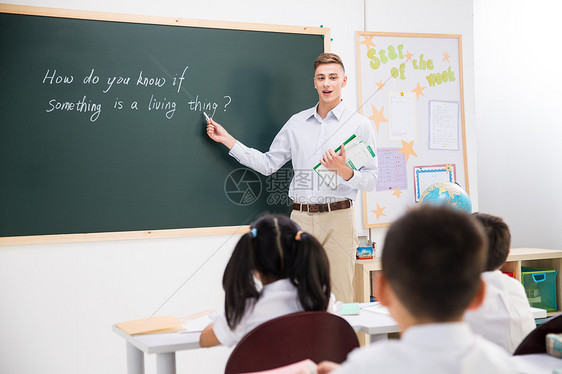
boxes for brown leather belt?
[292,199,352,213]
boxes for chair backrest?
[224,311,360,374]
[514,314,562,355]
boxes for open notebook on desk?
[115,310,215,336]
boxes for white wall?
[473,0,562,248]
[0,1,476,373]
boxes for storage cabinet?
[501,248,562,316]
[354,248,562,316]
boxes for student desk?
[112,324,200,374]
[113,305,547,374]
[344,303,399,342]
[354,247,562,315]
[113,306,398,374]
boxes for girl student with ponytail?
[199,214,334,347]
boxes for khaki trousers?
[291,207,358,303]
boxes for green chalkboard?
[0,7,326,239]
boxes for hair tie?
[250,227,257,238]
[295,230,303,241]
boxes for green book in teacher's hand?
[313,134,376,188]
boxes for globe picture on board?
[419,181,472,213]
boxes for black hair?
[472,212,511,271]
[382,205,487,321]
[222,214,331,329]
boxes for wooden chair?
[514,314,562,355]
[224,311,359,374]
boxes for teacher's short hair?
[314,53,345,72]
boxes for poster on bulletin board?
[356,32,468,227]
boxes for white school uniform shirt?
[332,322,516,374]
[229,101,378,204]
[464,270,536,353]
[211,278,337,347]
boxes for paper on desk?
[182,315,213,333]
[361,303,390,316]
[115,315,185,335]
[180,310,215,333]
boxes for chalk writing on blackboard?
[41,66,231,123]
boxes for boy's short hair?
[314,53,345,72]
[472,212,511,271]
[382,205,487,321]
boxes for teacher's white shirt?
[229,101,378,204]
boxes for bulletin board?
[356,32,468,228]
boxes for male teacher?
[206,53,378,302]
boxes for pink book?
[240,359,317,374]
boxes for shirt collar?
[307,100,347,122]
[262,278,294,293]
[402,322,474,349]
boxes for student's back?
[200,215,332,348]
[317,206,516,374]
[465,270,535,353]
[464,212,535,353]
[334,323,512,374]
[212,278,303,347]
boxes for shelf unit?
[353,248,562,316]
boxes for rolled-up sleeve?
[228,125,292,176]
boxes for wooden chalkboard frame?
[0,5,330,246]
[355,32,468,228]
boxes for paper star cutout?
[397,140,418,162]
[360,34,376,49]
[443,52,451,62]
[375,80,386,91]
[371,204,386,220]
[368,104,389,132]
[410,82,426,100]
[400,91,405,97]
[392,188,402,198]
[404,51,414,62]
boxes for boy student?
[316,205,516,374]
[464,212,535,353]
[206,53,378,302]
